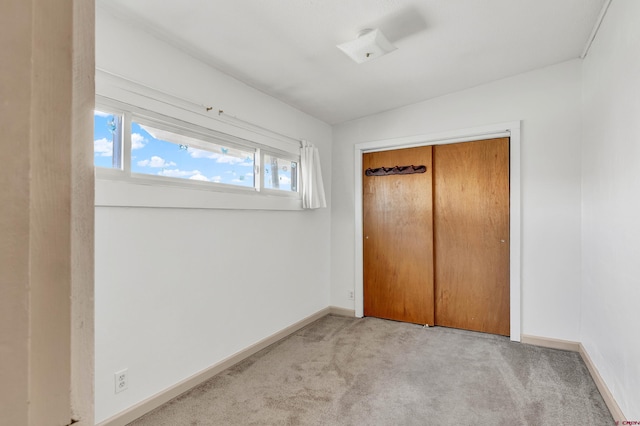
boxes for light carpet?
[129,315,613,425]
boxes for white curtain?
[300,140,327,209]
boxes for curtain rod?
[216,109,301,146]
[97,69,303,148]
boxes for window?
[263,154,298,192]
[94,110,123,169]
[130,121,255,189]
[94,100,301,199]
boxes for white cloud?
[212,176,222,183]
[94,110,112,118]
[94,138,112,157]
[137,156,176,168]
[216,156,251,166]
[131,133,146,150]
[189,173,210,182]
[279,175,291,184]
[157,168,200,178]
[187,147,214,159]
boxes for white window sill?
[95,176,303,211]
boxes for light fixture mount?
[337,28,397,64]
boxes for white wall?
[95,8,332,423]
[580,0,640,418]
[332,60,583,341]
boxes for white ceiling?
[99,0,606,124]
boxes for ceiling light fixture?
[337,28,397,64]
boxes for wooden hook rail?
[365,165,427,176]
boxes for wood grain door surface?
[362,138,510,335]
[363,146,434,325]
[434,138,510,336]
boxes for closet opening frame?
[353,121,522,341]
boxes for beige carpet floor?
[129,315,613,425]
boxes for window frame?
[129,114,259,193]
[93,107,125,172]
[260,151,300,196]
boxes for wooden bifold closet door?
[363,138,510,336]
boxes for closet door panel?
[363,146,434,325]
[433,138,510,336]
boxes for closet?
[362,138,510,336]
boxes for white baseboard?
[329,306,356,317]
[96,307,332,426]
[521,334,626,422]
[579,343,627,423]
[520,334,581,352]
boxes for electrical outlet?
[347,290,355,300]
[114,369,128,393]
